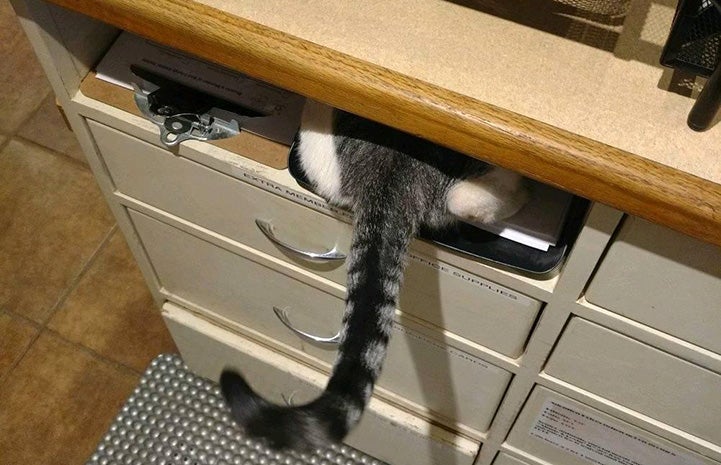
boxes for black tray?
[287,141,588,278]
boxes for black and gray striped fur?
[220,101,528,451]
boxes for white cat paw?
[446,168,529,224]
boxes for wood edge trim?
[41,0,721,246]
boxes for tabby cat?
[220,100,528,450]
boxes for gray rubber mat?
[87,354,386,465]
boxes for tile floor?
[0,2,178,464]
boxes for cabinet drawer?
[545,319,721,446]
[131,209,511,433]
[162,301,479,465]
[504,386,718,465]
[506,386,716,465]
[89,119,351,283]
[493,453,532,465]
[91,120,540,357]
[585,216,721,354]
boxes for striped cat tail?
[221,200,415,451]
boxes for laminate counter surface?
[36,0,721,245]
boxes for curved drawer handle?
[256,219,346,262]
[272,306,341,346]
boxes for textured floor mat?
[87,354,386,465]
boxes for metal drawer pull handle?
[272,306,341,346]
[256,219,346,262]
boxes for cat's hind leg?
[446,167,529,224]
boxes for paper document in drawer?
[506,387,716,465]
[463,180,574,252]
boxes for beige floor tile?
[0,311,38,379]
[0,0,52,134]
[0,139,114,322]
[18,96,86,163]
[49,231,177,372]
[0,331,139,465]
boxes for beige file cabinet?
[129,209,513,434]
[12,1,721,464]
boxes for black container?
[661,0,721,131]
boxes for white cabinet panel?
[586,217,721,354]
[506,386,718,465]
[545,319,721,446]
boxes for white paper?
[95,32,305,145]
[461,181,574,251]
[530,399,706,465]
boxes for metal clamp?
[272,307,341,346]
[130,65,262,148]
[133,84,241,147]
[255,219,346,262]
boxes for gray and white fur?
[221,100,528,450]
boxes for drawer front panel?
[585,216,721,354]
[131,210,511,433]
[493,453,532,465]
[92,120,540,357]
[545,319,721,446]
[163,302,479,465]
[506,386,717,465]
[400,253,539,358]
[90,119,351,283]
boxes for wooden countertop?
[46,0,721,246]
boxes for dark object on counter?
[661,0,721,131]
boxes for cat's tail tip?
[219,369,266,425]
[220,369,342,451]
